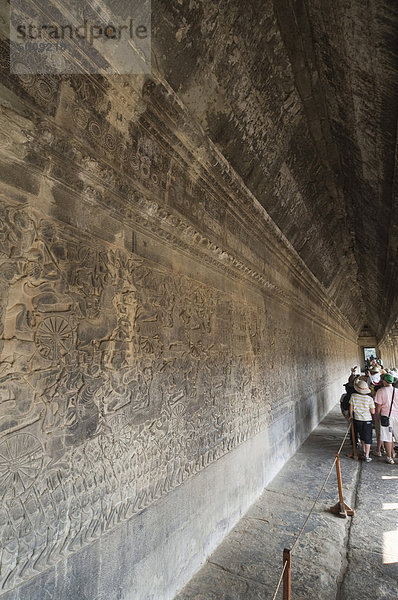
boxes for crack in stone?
[264,487,311,501]
[335,460,362,600]
[348,545,393,558]
[207,559,268,589]
[244,516,271,524]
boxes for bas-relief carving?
[0,73,356,594]
[11,73,271,299]
[1,68,343,346]
[0,203,284,592]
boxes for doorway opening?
[363,347,377,363]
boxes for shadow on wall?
[293,376,342,446]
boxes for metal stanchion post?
[283,548,291,600]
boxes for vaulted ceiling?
[152,0,398,341]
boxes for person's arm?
[374,389,382,416]
[349,400,354,419]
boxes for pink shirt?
[374,386,398,417]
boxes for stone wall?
[379,334,398,369]
[0,40,360,600]
[151,0,367,332]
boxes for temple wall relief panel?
[0,62,358,596]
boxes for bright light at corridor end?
[383,530,398,565]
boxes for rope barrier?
[290,456,337,553]
[270,420,353,597]
[336,423,351,456]
[270,560,287,600]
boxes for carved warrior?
[0,202,346,591]
[0,202,275,591]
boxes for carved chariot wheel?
[100,415,133,460]
[0,433,44,501]
[35,315,73,360]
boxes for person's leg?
[357,421,368,457]
[374,418,384,454]
[353,420,361,454]
[385,441,394,459]
[391,417,398,458]
[363,422,372,460]
[379,423,394,463]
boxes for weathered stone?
[175,408,397,600]
[0,1,397,598]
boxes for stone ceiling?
[152,0,398,340]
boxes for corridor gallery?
[0,1,397,598]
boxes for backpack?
[340,393,350,411]
[341,383,354,411]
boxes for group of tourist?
[340,361,398,463]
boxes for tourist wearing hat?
[390,368,398,389]
[349,379,375,462]
[368,366,381,386]
[375,373,398,464]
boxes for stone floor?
[175,407,398,600]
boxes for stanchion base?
[330,501,355,518]
[347,452,359,461]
